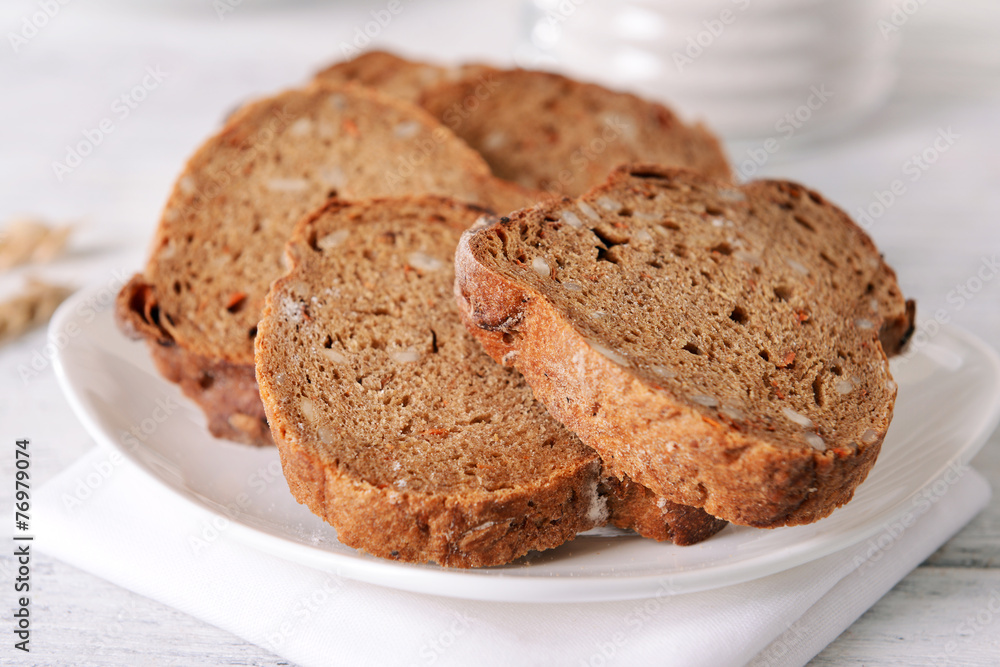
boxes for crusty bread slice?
[314,50,494,105]
[315,53,731,197]
[254,195,725,566]
[115,83,541,445]
[420,69,732,196]
[455,165,912,528]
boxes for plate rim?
[50,284,1000,602]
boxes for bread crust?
[116,274,272,445]
[455,165,903,528]
[880,296,917,356]
[139,82,536,368]
[148,344,271,447]
[274,405,724,565]
[271,408,606,568]
[454,287,881,527]
[115,83,544,444]
[275,408,725,565]
[256,196,725,566]
[603,476,727,545]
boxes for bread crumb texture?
[420,69,731,196]
[456,165,909,527]
[122,83,534,368]
[255,195,724,566]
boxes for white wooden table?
[2,0,999,664]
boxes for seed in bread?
[420,69,732,196]
[455,164,912,528]
[255,195,726,566]
[115,83,541,445]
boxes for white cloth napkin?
[34,448,990,667]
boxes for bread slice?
[419,69,732,196]
[314,50,494,105]
[455,165,913,528]
[316,53,731,196]
[254,195,726,567]
[115,83,541,445]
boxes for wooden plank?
[924,433,1000,569]
[810,567,1000,666]
[2,555,290,667]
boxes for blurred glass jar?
[517,0,900,140]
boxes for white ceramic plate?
[52,285,1000,602]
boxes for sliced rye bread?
[254,195,726,566]
[115,83,542,446]
[314,50,494,105]
[315,52,731,197]
[419,69,732,197]
[455,165,914,528]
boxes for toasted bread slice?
[115,83,541,445]
[455,165,912,528]
[420,69,732,196]
[254,195,726,566]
